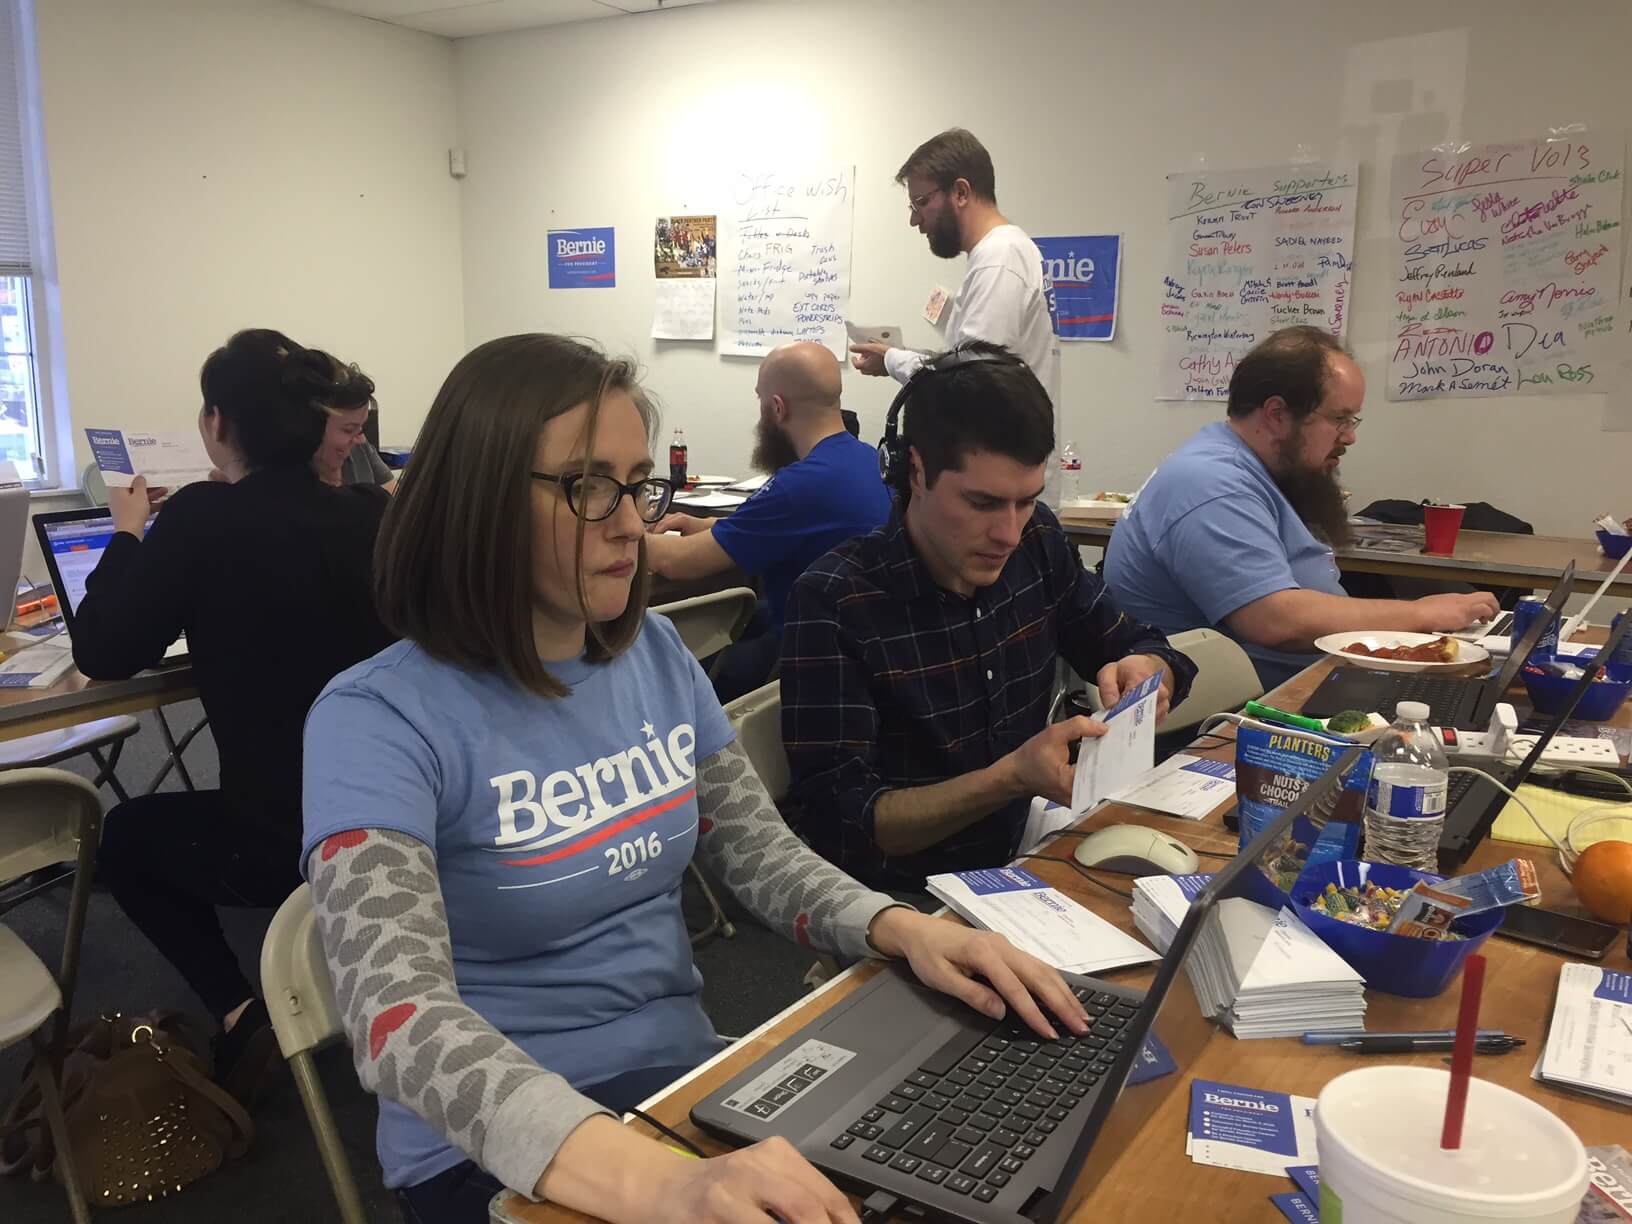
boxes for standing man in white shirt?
[850,128,1062,470]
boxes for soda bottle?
[669,428,688,488]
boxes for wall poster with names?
[719,166,854,359]
[1386,136,1623,400]
[1157,162,1357,400]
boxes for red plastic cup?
[1423,503,1465,555]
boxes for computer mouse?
[1073,823,1201,876]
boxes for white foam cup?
[1315,1066,1587,1222]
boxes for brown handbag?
[0,1011,255,1207]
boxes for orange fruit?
[1573,840,1632,925]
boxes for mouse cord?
[1011,851,1135,899]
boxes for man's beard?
[1273,435,1353,547]
[926,208,962,259]
[751,416,799,474]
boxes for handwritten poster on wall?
[1386,137,1624,400]
[1157,163,1357,400]
[1038,235,1121,341]
[720,167,854,358]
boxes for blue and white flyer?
[1187,1078,1318,1175]
[926,867,1158,975]
[85,427,213,489]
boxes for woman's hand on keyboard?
[868,910,1092,1040]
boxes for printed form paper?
[85,428,213,489]
[1070,671,1162,814]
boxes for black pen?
[1338,1035,1525,1054]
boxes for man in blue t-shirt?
[647,342,892,700]
[1103,326,1497,691]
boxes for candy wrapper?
[1235,724,1372,905]
[1385,858,1541,941]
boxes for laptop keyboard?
[827,985,1137,1203]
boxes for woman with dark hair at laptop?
[72,328,395,1105]
[298,334,1092,1224]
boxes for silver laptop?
[0,484,31,629]
[691,751,1362,1223]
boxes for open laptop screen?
[35,509,158,629]
[1035,747,1362,1222]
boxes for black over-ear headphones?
[876,346,1020,488]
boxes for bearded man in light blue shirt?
[1104,326,1497,690]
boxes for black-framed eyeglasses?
[530,471,676,523]
[907,186,946,215]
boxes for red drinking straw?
[1441,953,1487,1150]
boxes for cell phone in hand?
[1497,904,1621,959]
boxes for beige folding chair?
[654,587,760,944]
[651,586,759,681]
[719,682,842,987]
[0,769,104,1224]
[722,680,787,802]
[1161,627,1264,733]
[261,885,369,1224]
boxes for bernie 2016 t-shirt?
[300,614,735,1189]
[711,431,893,631]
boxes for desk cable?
[1446,762,1632,872]
[628,1107,704,1157]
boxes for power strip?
[1441,731,1620,765]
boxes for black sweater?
[73,466,396,849]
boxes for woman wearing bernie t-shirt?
[300,335,1093,1224]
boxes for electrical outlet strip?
[1440,731,1620,765]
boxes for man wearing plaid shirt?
[780,343,1196,891]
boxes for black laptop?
[690,752,1362,1223]
[1301,563,1574,728]
[33,507,188,663]
[1435,609,1632,870]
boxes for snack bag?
[1235,723,1373,904]
[1386,858,1540,940]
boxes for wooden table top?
[495,656,1630,1222]
[1059,515,1630,597]
[0,631,196,743]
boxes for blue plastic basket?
[1290,860,1503,997]
[1521,655,1632,721]
[1597,529,1632,560]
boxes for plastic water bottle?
[1362,701,1449,871]
[1059,441,1082,505]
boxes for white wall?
[454,0,1632,536]
[34,0,465,470]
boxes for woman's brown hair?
[374,334,655,698]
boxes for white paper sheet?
[1109,754,1236,820]
[1158,162,1357,400]
[1070,672,1161,814]
[652,278,716,341]
[84,427,213,489]
[926,867,1157,976]
[1386,135,1623,400]
[844,322,904,347]
[720,166,855,359]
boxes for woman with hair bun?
[72,327,395,1104]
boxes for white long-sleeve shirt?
[884,223,1062,411]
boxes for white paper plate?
[685,474,735,486]
[1314,631,1489,673]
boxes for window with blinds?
[0,0,43,480]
